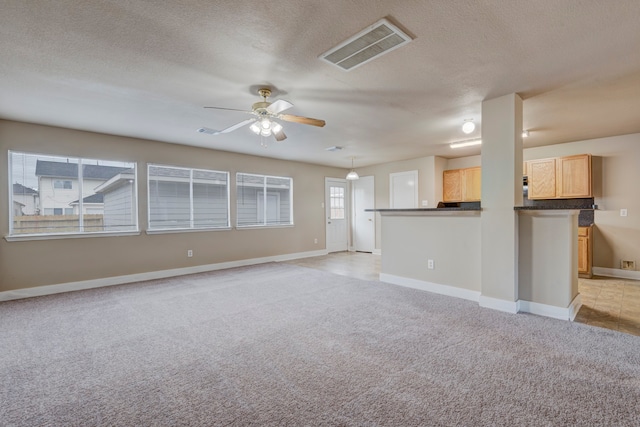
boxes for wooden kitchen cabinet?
[578,226,593,278]
[463,167,482,201]
[443,167,481,202]
[557,154,592,198]
[526,154,592,200]
[443,169,462,202]
[527,158,556,199]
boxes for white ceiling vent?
[320,18,412,71]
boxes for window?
[54,180,72,189]
[329,186,345,219]
[148,165,229,231]
[9,151,138,236]
[237,173,293,227]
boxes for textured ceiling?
[1,0,639,168]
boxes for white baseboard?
[592,267,640,281]
[379,273,480,302]
[518,294,582,321]
[479,295,519,314]
[372,248,382,256]
[0,249,329,302]
[568,294,583,321]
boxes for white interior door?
[325,178,348,253]
[353,176,375,252]
[390,170,418,208]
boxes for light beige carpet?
[1,263,639,426]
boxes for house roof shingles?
[12,183,38,195]
[35,160,130,180]
[70,193,105,205]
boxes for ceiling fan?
[203,88,326,142]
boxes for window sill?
[145,227,232,235]
[235,224,294,230]
[4,231,141,242]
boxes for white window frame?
[146,164,231,233]
[236,173,293,228]
[6,150,139,241]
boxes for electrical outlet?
[421,200,428,207]
[427,259,434,270]
[620,209,628,217]
[621,260,635,270]
[314,238,318,244]
[187,250,193,258]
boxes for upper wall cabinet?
[528,158,557,199]
[443,169,462,202]
[443,167,481,202]
[463,167,482,201]
[556,154,592,198]
[527,154,592,200]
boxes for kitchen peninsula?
[367,207,483,302]
[369,205,591,321]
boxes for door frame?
[352,175,375,253]
[389,170,418,208]
[325,177,349,253]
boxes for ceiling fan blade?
[273,128,287,142]
[204,106,252,114]
[216,118,255,134]
[279,114,326,127]
[267,99,293,115]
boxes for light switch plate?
[620,209,628,217]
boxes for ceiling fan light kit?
[203,87,325,146]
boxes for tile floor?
[285,251,640,337]
[285,250,381,282]
[574,276,640,336]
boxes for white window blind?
[148,165,229,230]
[236,173,293,227]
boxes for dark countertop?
[366,208,482,212]
[514,206,597,210]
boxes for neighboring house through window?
[8,151,137,236]
[237,173,293,227]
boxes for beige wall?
[518,212,579,307]
[446,155,481,170]
[380,213,481,292]
[0,120,346,291]
[357,155,446,250]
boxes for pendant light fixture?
[346,157,360,180]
